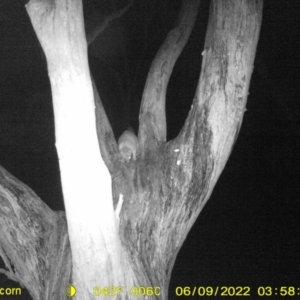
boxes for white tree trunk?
[26,0,128,298]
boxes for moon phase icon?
[65,285,76,297]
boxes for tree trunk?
[0,0,262,299]
[25,0,141,299]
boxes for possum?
[118,128,138,162]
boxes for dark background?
[0,0,299,299]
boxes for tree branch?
[138,0,200,154]
[92,76,120,173]
[87,0,133,46]
[161,0,263,277]
[87,0,132,171]
[117,0,262,290]
[0,166,71,300]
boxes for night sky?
[0,0,300,299]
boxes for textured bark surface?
[26,0,130,299]
[115,0,263,292]
[138,0,201,151]
[0,0,262,299]
[0,166,71,300]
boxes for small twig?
[87,0,133,46]
[0,246,13,274]
[0,268,19,283]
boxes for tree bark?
[116,0,262,293]
[25,0,132,299]
[0,166,71,300]
[139,0,201,153]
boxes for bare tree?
[0,0,262,299]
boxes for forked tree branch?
[138,0,200,154]
[160,0,263,276]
